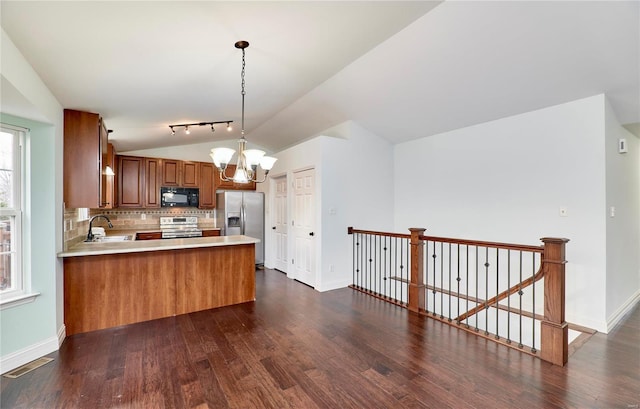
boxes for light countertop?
[58,235,259,258]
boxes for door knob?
[309,232,314,236]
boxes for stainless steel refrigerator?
[216,190,264,265]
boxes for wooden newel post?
[540,237,570,366]
[408,228,426,314]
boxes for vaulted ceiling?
[1,1,638,153]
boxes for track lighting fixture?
[168,120,233,135]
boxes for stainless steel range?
[159,216,202,239]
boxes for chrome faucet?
[85,215,113,242]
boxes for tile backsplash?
[64,208,217,249]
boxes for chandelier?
[210,40,277,184]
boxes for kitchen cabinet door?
[118,156,144,207]
[199,162,215,208]
[182,161,200,187]
[162,159,180,186]
[64,109,103,208]
[144,158,161,208]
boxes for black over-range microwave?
[160,187,199,208]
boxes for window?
[0,125,30,307]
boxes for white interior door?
[292,168,316,287]
[273,176,288,272]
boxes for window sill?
[0,292,41,311]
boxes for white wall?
[394,95,611,332]
[0,29,64,372]
[264,121,394,291]
[604,99,640,330]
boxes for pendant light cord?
[241,47,246,138]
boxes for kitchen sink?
[88,235,132,243]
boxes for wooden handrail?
[347,227,410,239]
[455,264,544,322]
[420,235,543,253]
[347,227,543,252]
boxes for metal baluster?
[484,247,489,335]
[495,248,500,340]
[352,232,355,287]
[375,235,379,295]
[355,233,360,288]
[518,251,523,348]
[507,250,512,344]
[440,242,444,319]
[369,234,373,292]
[406,238,410,305]
[475,246,479,332]
[383,236,388,299]
[531,253,537,353]
[425,240,429,314]
[448,243,452,322]
[432,242,437,316]
[456,244,461,324]
[465,245,470,329]
[394,237,398,302]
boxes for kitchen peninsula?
[58,235,259,335]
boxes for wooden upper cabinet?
[161,159,199,187]
[161,159,180,186]
[118,156,144,208]
[144,158,161,208]
[182,161,199,187]
[199,163,215,209]
[216,164,257,191]
[64,109,104,208]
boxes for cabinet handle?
[309,232,314,236]
[272,226,276,230]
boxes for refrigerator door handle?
[241,204,246,235]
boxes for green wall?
[0,113,59,359]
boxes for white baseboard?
[317,278,351,292]
[57,324,66,347]
[0,335,60,375]
[607,290,640,333]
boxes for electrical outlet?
[141,213,146,220]
[610,206,616,218]
[329,264,334,272]
[559,207,568,217]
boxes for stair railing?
[348,227,569,366]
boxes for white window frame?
[0,124,38,309]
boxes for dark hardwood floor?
[2,269,639,408]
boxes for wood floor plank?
[2,269,639,409]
